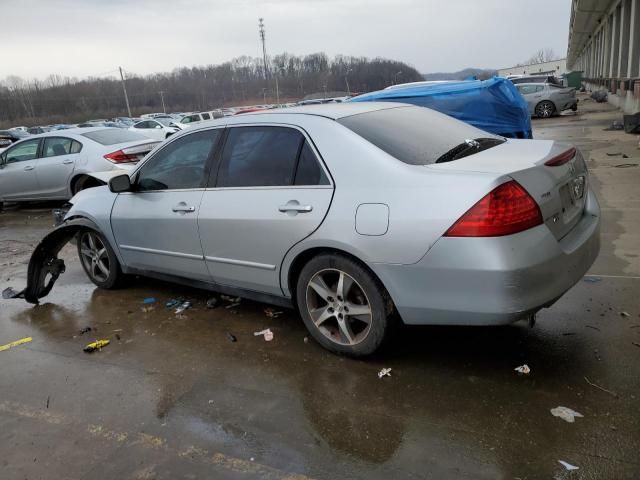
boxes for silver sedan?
[18,103,600,356]
[515,83,578,118]
[0,128,159,205]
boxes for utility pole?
[345,69,352,96]
[119,66,132,117]
[259,18,269,80]
[159,90,166,113]
[275,76,280,106]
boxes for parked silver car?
[0,127,159,205]
[20,103,600,356]
[515,83,578,118]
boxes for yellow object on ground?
[0,337,33,352]
[83,339,110,353]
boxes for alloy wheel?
[305,268,373,346]
[536,101,554,118]
[79,232,110,283]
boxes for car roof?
[228,102,407,121]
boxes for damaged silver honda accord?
[11,102,600,356]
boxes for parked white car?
[0,127,159,205]
[129,118,184,141]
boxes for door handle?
[24,166,34,171]
[279,201,313,214]
[63,159,73,165]
[172,205,196,213]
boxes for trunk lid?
[429,139,588,240]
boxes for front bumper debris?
[3,219,93,304]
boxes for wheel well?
[71,174,105,194]
[287,247,390,307]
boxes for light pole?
[394,70,403,85]
[345,68,352,96]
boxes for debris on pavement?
[584,376,618,398]
[78,327,92,335]
[83,339,110,353]
[254,329,274,341]
[558,460,579,471]
[620,311,630,318]
[143,297,157,305]
[614,163,638,168]
[590,90,607,103]
[582,276,602,283]
[514,364,531,375]
[0,336,33,352]
[221,295,241,303]
[264,308,283,318]
[606,152,623,156]
[226,332,237,343]
[2,287,23,299]
[303,336,309,344]
[141,306,155,313]
[604,119,624,130]
[632,342,640,348]
[225,302,241,309]
[378,367,392,379]
[206,297,218,309]
[585,325,601,331]
[550,406,584,423]
[175,301,192,315]
[166,298,181,309]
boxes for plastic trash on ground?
[558,460,579,471]
[378,368,392,379]
[349,77,532,139]
[254,329,274,341]
[83,339,110,353]
[550,406,584,423]
[175,301,191,314]
[143,297,156,305]
[514,364,530,374]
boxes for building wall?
[568,0,640,114]
[497,59,567,77]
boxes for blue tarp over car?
[348,77,532,139]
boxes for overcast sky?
[2,0,571,81]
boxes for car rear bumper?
[369,188,600,325]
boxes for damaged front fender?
[7,218,99,304]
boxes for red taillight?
[544,147,576,166]
[444,180,543,237]
[104,150,138,163]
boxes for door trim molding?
[120,244,204,260]
[204,255,276,271]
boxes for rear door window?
[43,137,73,157]
[216,126,304,187]
[294,141,329,186]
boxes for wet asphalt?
[1,97,639,479]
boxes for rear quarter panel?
[278,116,505,295]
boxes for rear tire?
[77,229,123,289]
[535,100,555,118]
[296,253,393,357]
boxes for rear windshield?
[338,106,503,165]
[81,129,148,145]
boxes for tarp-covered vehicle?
[349,77,532,139]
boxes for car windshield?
[338,106,504,165]
[81,129,148,145]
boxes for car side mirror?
[108,174,132,193]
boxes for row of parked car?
[0,75,579,209]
